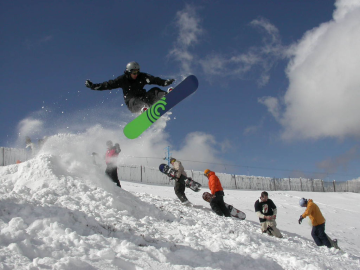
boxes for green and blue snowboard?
[123,75,199,139]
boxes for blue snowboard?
[123,75,199,139]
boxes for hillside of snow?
[0,133,360,269]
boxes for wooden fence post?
[333,180,336,192]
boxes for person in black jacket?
[85,61,175,113]
[254,191,283,238]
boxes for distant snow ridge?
[0,154,359,269]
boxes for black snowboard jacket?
[90,72,168,103]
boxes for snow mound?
[0,136,359,269]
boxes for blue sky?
[1,0,360,182]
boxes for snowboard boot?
[333,239,340,250]
[182,200,192,206]
[263,225,273,236]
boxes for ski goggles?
[131,69,140,75]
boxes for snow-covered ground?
[1,150,360,269]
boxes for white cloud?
[169,4,203,75]
[25,35,53,49]
[170,132,222,170]
[258,96,280,121]
[17,118,43,139]
[260,0,360,140]
[317,145,360,175]
[199,17,285,86]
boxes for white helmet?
[299,198,308,207]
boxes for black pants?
[311,223,331,248]
[210,191,231,217]
[174,175,189,203]
[126,87,167,113]
[105,165,121,187]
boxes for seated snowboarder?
[85,61,175,113]
[105,140,121,188]
[203,169,231,217]
[254,191,283,238]
[169,158,191,205]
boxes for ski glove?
[164,79,175,86]
[298,215,304,224]
[85,80,94,89]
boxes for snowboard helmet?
[204,169,211,177]
[170,157,176,163]
[159,164,167,172]
[125,61,140,73]
[106,140,113,148]
[299,198,308,207]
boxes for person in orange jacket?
[299,198,339,249]
[204,169,231,217]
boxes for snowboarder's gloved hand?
[298,215,304,224]
[85,80,94,89]
[164,79,175,86]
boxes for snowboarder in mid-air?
[85,61,175,113]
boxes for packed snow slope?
[0,135,360,269]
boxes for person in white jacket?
[170,158,190,205]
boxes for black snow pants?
[126,87,167,113]
[105,164,121,187]
[210,191,231,217]
[174,175,189,203]
[311,223,331,248]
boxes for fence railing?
[1,147,359,193]
[0,147,31,166]
[117,165,360,193]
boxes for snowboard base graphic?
[124,75,198,139]
[159,163,202,192]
